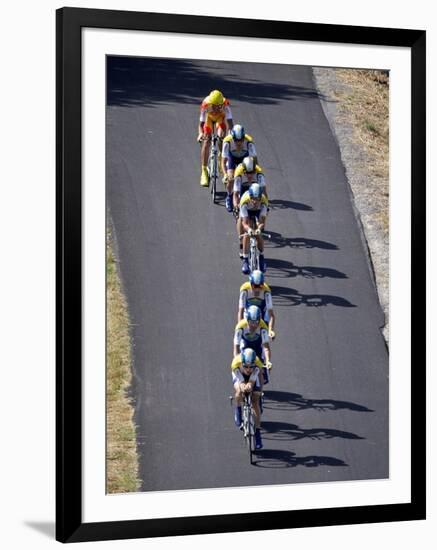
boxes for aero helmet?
[231,124,245,140]
[242,156,255,173]
[246,305,261,322]
[249,270,265,286]
[208,90,224,105]
[248,183,262,199]
[241,348,257,366]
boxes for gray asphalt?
[106,57,388,491]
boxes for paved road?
[107,57,388,491]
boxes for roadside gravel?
[313,67,389,345]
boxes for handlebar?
[239,231,271,239]
[197,133,221,143]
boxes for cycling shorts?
[239,182,251,196]
[240,337,263,360]
[203,114,227,134]
[225,152,249,171]
[248,209,261,221]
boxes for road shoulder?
[313,68,389,345]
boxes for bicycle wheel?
[249,238,259,273]
[209,143,218,203]
[248,408,256,463]
[211,163,217,203]
[243,394,256,463]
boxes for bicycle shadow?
[262,391,374,413]
[260,421,364,441]
[269,285,356,307]
[251,449,348,469]
[211,191,228,205]
[267,258,348,280]
[266,231,339,250]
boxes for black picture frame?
[56,7,426,543]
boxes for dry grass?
[106,229,141,494]
[334,69,389,232]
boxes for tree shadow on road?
[266,258,348,280]
[261,421,364,441]
[107,57,330,108]
[263,390,374,413]
[251,449,348,469]
[268,285,356,307]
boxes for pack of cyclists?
[197,90,277,452]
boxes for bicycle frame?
[248,234,259,272]
[239,229,271,274]
[242,391,256,463]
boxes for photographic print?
[57,8,425,541]
[105,56,389,493]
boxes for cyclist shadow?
[262,390,374,413]
[251,449,348,469]
[266,232,339,250]
[269,199,313,212]
[267,258,348,280]
[268,285,356,307]
[260,421,364,441]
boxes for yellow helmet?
[209,89,224,105]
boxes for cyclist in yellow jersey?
[239,270,276,340]
[233,157,267,207]
[197,90,233,187]
[233,158,267,258]
[239,184,269,274]
[221,125,257,212]
[231,348,264,449]
[234,305,272,389]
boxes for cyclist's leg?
[255,213,266,272]
[200,121,212,186]
[252,386,263,449]
[232,379,243,427]
[216,118,226,139]
[241,217,250,258]
[252,391,262,429]
[226,164,236,193]
[225,154,237,192]
[263,307,270,324]
[223,157,232,183]
[255,214,264,252]
[201,118,213,165]
[233,380,243,404]
[249,214,258,269]
[252,375,263,449]
[222,136,235,211]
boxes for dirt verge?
[313,67,389,344]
